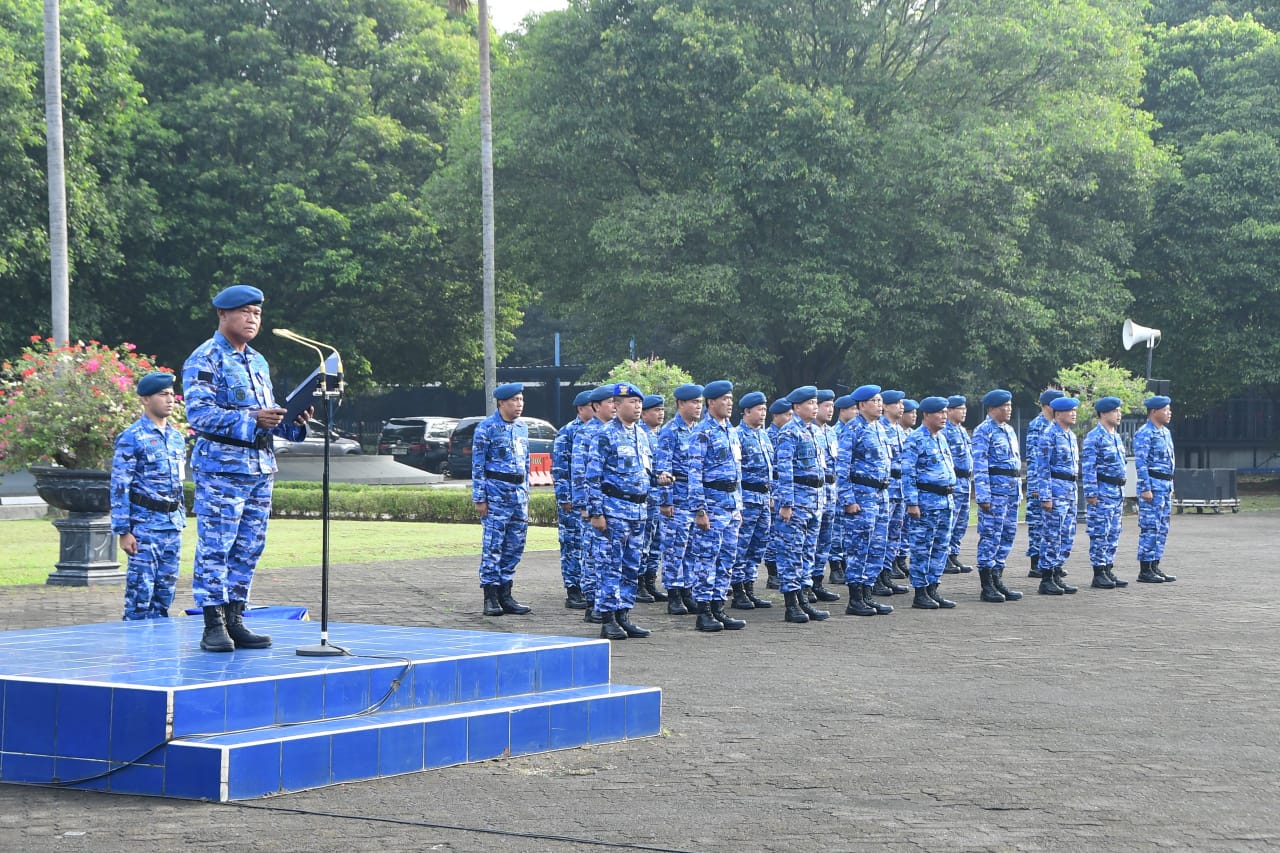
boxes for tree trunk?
[479,0,497,412]
[43,0,70,346]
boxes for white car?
[273,422,363,456]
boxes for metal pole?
[43,0,69,345]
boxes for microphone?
[273,328,344,393]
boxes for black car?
[444,416,558,479]
[377,417,458,473]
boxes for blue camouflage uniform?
[1036,419,1080,573]
[655,407,700,594]
[1134,408,1175,563]
[687,404,743,603]
[838,412,892,586]
[881,411,909,575]
[184,331,304,608]
[572,405,611,604]
[584,415,652,613]
[111,412,187,620]
[763,414,787,568]
[1083,420,1127,569]
[773,407,824,594]
[639,415,665,582]
[811,391,839,581]
[1024,389,1064,562]
[552,410,589,592]
[472,409,531,587]
[971,410,1023,572]
[734,417,773,585]
[900,422,957,589]
[942,408,973,559]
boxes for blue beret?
[769,398,792,415]
[211,285,264,310]
[982,389,1012,408]
[739,391,767,410]
[947,395,967,408]
[573,390,593,407]
[642,394,665,410]
[881,390,906,405]
[494,382,523,401]
[1144,395,1171,410]
[902,398,920,413]
[851,384,881,403]
[1094,396,1123,414]
[588,385,614,403]
[703,380,733,400]
[786,385,818,404]
[611,382,643,399]
[920,396,949,414]
[673,383,704,402]
[136,372,174,397]
[834,394,855,410]
[1039,389,1066,406]
[816,389,835,403]
[1051,397,1080,412]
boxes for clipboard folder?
[283,353,341,422]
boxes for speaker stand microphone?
[275,328,350,657]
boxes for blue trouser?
[660,506,695,591]
[192,471,273,608]
[884,496,906,569]
[1039,483,1077,572]
[557,505,582,589]
[776,504,820,593]
[640,498,663,578]
[842,486,890,585]
[764,500,784,563]
[976,494,1019,570]
[688,507,737,602]
[949,477,971,555]
[908,505,954,588]
[733,500,770,584]
[1025,485,1043,558]
[579,521,603,602]
[479,503,529,587]
[1087,487,1124,567]
[1137,487,1172,561]
[594,515,643,612]
[812,484,837,576]
[123,528,182,620]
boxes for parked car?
[444,416,558,479]
[376,416,459,474]
[273,421,364,456]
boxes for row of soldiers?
[470,380,1178,639]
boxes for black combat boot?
[945,554,973,574]
[646,574,669,601]
[744,581,771,608]
[765,560,780,589]
[498,581,532,614]
[992,569,1023,601]
[1053,568,1077,594]
[599,610,627,640]
[615,608,651,638]
[978,568,1006,602]
[200,605,235,652]
[224,601,272,649]
[483,585,504,616]
[710,600,746,630]
[634,580,655,604]
[1137,560,1163,583]
[871,569,895,597]
[730,582,755,610]
[1038,569,1065,595]
[680,587,699,614]
[927,582,956,609]
[1091,566,1116,589]
[564,585,590,610]
[844,584,876,617]
[797,593,830,621]
[881,568,909,595]
[1028,555,1045,579]
[695,601,723,632]
[865,584,894,614]
[1105,564,1128,588]
[811,576,840,602]
[911,586,940,610]
[783,591,809,623]
[891,554,910,580]
[666,588,690,615]
[1153,560,1176,582]
[804,584,818,603]
[828,559,846,585]
[584,603,606,624]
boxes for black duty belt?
[823,473,836,484]
[742,481,769,494]
[988,467,1020,478]
[794,475,823,488]
[671,473,689,482]
[200,432,272,450]
[602,483,647,504]
[890,470,902,479]
[953,468,972,478]
[1149,470,1174,481]
[484,470,526,485]
[1051,471,1078,482]
[130,491,182,513]
[918,482,954,496]
[1098,473,1126,486]
[849,474,890,490]
[704,480,739,493]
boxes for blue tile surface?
[225,679,277,732]
[110,687,168,763]
[54,757,110,792]
[163,744,222,800]
[2,752,54,784]
[509,705,550,756]
[107,761,165,797]
[497,652,535,698]
[549,700,590,750]
[173,685,225,737]
[573,644,610,687]
[55,683,112,760]
[227,742,281,800]
[456,656,498,702]
[424,717,467,769]
[330,728,378,784]
[588,695,627,744]
[323,668,371,718]
[277,675,324,725]
[2,680,58,755]
[467,711,510,762]
[282,735,331,792]
[378,723,424,776]
[625,690,662,739]
[413,659,458,707]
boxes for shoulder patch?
[198,370,214,383]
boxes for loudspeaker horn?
[1122,319,1161,350]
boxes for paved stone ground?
[1,511,1278,852]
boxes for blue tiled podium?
[0,618,661,801]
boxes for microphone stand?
[274,329,349,657]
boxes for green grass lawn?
[0,519,559,587]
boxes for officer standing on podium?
[473,382,533,617]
